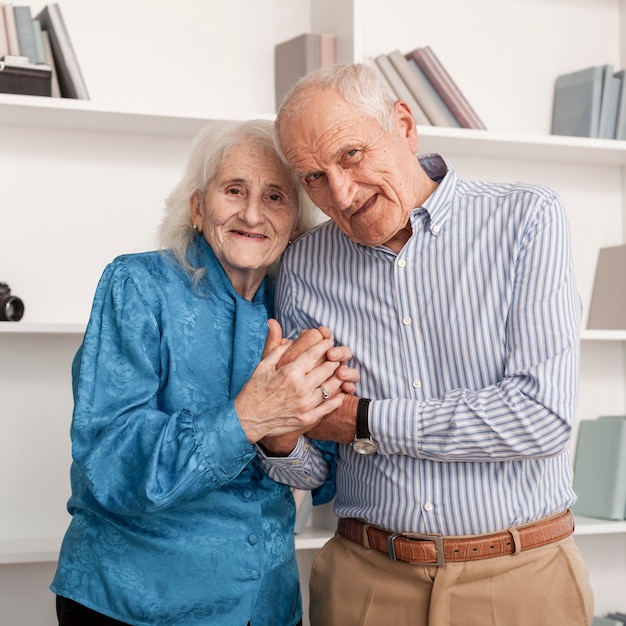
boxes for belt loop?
[361,523,372,549]
[509,527,522,555]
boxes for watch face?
[352,438,377,455]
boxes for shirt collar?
[412,153,457,237]
[186,235,268,307]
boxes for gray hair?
[274,63,398,162]
[159,118,316,280]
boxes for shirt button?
[412,379,422,389]
[431,224,440,234]
[250,570,260,580]
[248,534,258,545]
[243,489,252,499]
[398,259,406,268]
[424,502,433,511]
[403,317,411,325]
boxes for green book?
[572,416,626,520]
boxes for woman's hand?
[235,320,358,452]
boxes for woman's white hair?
[159,118,317,280]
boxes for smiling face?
[191,143,298,299]
[278,88,426,253]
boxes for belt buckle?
[387,532,445,566]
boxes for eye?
[343,149,360,164]
[227,187,242,196]
[303,171,326,188]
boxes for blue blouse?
[50,236,302,626]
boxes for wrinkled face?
[191,143,298,296]
[278,89,420,252]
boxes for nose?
[240,196,264,225]
[327,169,358,211]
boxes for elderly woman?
[50,119,355,626]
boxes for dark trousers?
[56,596,130,625]
[57,595,303,626]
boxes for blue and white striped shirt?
[270,154,582,536]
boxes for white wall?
[27,0,312,115]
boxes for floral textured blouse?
[50,236,302,626]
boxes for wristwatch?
[352,398,377,455]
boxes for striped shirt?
[269,154,582,536]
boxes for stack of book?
[370,46,486,129]
[552,64,626,140]
[572,416,626,521]
[0,2,88,99]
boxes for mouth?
[231,230,268,240]
[351,194,377,218]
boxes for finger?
[277,327,325,368]
[317,325,333,340]
[263,319,284,359]
[326,345,353,363]
[336,363,360,385]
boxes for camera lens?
[0,295,24,321]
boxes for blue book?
[13,5,38,64]
[552,66,605,138]
[572,416,626,520]
[598,64,620,139]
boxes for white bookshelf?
[1,1,626,624]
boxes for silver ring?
[319,386,330,400]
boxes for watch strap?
[356,398,371,440]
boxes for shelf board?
[3,93,626,162]
[574,515,626,536]
[294,527,335,551]
[0,322,85,335]
[0,538,61,565]
[417,125,626,165]
[2,518,623,565]
[0,93,272,137]
[580,329,626,341]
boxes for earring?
[193,224,198,232]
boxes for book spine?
[373,53,431,126]
[13,5,38,64]
[387,49,457,127]
[2,3,21,56]
[408,46,487,130]
[35,4,89,99]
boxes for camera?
[0,283,25,321]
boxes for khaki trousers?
[309,534,594,626]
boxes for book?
[31,19,46,65]
[406,46,487,130]
[0,4,9,58]
[374,53,431,127]
[613,69,626,140]
[34,3,89,99]
[587,244,626,330]
[592,618,624,626]
[39,27,60,97]
[0,57,51,96]
[598,64,620,139]
[274,32,336,111]
[13,5,37,63]
[552,65,605,138]
[572,416,626,520]
[362,55,430,126]
[2,3,20,57]
[387,49,458,127]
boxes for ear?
[394,100,419,154]
[190,191,202,226]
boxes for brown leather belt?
[337,510,574,566]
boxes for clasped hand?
[235,319,359,452]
